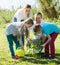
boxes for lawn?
[0,27,60,65]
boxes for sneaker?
[48,56,55,59]
[41,54,49,58]
[12,55,20,60]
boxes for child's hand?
[13,34,17,37]
[41,42,47,48]
[26,38,32,41]
[41,44,45,48]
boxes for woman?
[5,18,34,59]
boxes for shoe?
[12,55,20,60]
[41,54,49,58]
[43,55,55,59]
[48,56,55,59]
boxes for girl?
[34,23,60,59]
[5,18,34,59]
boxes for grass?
[0,27,60,65]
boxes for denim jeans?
[6,34,20,57]
[13,17,17,22]
[21,33,24,45]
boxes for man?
[13,4,33,45]
[34,12,58,59]
[13,4,32,22]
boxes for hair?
[34,24,42,33]
[24,18,34,38]
[25,4,31,9]
[34,12,42,18]
[25,18,34,25]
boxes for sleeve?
[29,10,33,18]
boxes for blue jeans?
[21,33,24,45]
[6,34,20,57]
[13,17,17,22]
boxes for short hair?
[34,12,42,18]
[25,4,31,9]
[25,18,34,25]
[34,24,42,33]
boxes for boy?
[13,4,32,22]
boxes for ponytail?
[25,27,29,38]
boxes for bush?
[0,10,15,24]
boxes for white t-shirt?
[29,20,47,41]
[13,8,32,22]
[28,20,47,30]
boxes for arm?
[17,28,21,40]
[41,35,51,47]
[17,28,24,49]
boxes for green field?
[0,27,60,65]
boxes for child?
[34,23,60,59]
[26,27,46,53]
[5,18,34,59]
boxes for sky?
[0,0,38,10]
[0,0,59,10]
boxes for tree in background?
[37,0,59,19]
